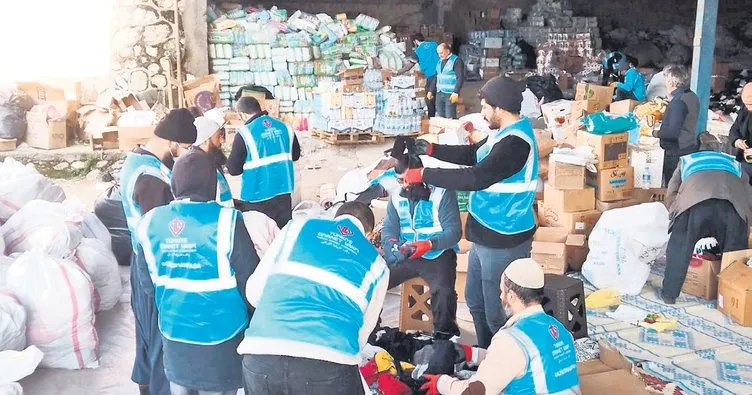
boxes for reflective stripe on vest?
[468,118,539,235]
[244,217,387,361]
[119,152,172,251]
[391,187,458,260]
[238,115,294,202]
[216,170,233,207]
[503,312,580,395]
[436,54,458,94]
[137,201,248,345]
[679,151,742,181]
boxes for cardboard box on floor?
[595,198,639,212]
[575,83,613,113]
[587,167,634,202]
[576,130,628,170]
[531,227,586,275]
[609,99,641,114]
[718,261,752,326]
[25,110,67,150]
[537,200,602,235]
[682,256,721,300]
[548,161,585,190]
[577,340,650,395]
[543,183,595,213]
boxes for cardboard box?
[0,138,16,152]
[391,75,416,89]
[480,67,500,80]
[713,61,730,78]
[548,161,585,190]
[576,130,628,170]
[483,48,503,58]
[483,37,503,49]
[569,100,588,123]
[532,227,580,275]
[631,188,667,204]
[25,111,67,150]
[718,261,752,326]
[456,252,468,303]
[575,83,613,113]
[609,99,641,114]
[595,199,638,212]
[720,249,752,273]
[587,167,634,202]
[543,183,595,213]
[16,82,66,103]
[538,201,602,235]
[183,75,220,111]
[577,341,650,395]
[119,126,155,151]
[321,92,342,109]
[264,99,280,119]
[682,256,721,299]
[566,234,588,271]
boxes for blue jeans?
[243,355,365,395]
[465,239,533,348]
[436,92,457,119]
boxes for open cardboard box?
[718,249,752,326]
[578,340,650,395]
[532,227,586,275]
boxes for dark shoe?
[660,293,677,305]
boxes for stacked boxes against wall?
[461,30,526,81]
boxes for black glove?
[414,139,434,156]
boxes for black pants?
[662,151,682,188]
[387,250,460,336]
[426,75,437,118]
[235,194,292,229]
[663,199,749,298]
[615,88,637,101]
[242,355,364,395]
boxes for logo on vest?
[338,225,353,236]
[263,119,272,127]
[169,218,186,236]
[548,324,560,340]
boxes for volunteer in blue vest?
[382,156,462,338]
[120,108,197,395]
[600,50,627,86]
[421,258,580,395]
[662,133,752,304]
[136,148,259,395]
[399,33,441,117]
[226,96,301,228]
[427,43,465,119]
[192,114,233,207]
[612,56,646,102]
[402,76,538,348]
[238,202,388,395]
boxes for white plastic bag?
[0,158,65,224]
[0,292,26,352]
[6,251,99,369]
[0,345,44,388]
[1,200,83,258]
[73,239,122,312]
[0,383,22,395]
[582,203,670,296]
[64,199,112,249]
[0,256,12,290]
[241,211,280,258]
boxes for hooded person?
[381,152,462,339]
[729,83,752,184]
[192,114,233,207]
[119,107,197,395]
[402,76,539,348]
[136,148,259,395]
[420,258,580,395]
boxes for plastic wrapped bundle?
[73,239,122,312]
[0,158,66,225]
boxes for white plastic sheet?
[73,239,122,312]
[582,203,670,295]
[6,251,99,370]
[0,201,83,259]
[0,158,66,225]
[0,292,25,352]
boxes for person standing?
[613,56,646,101]
[653,64,700,186]
[729,83,752,182]
[192,114,233,207]
[399,33,441,117]
[661,133,752,304]
[238,202,388,395]
[382,158,462,339]
[402,77,538,348]
[120,108,197,395]
[136,149,258,395]
[427,43,464,119]
[226,97,301,228]
[420,258,580,395]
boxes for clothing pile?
[360,327,478,394]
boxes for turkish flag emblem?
[338,225,353,236]
[548,324,560,340]
[169,218,186,236]
[263,119,272,127]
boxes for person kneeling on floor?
[421,258,580,395]
[382,156,462,339]
[661,133,752,304]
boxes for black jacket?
[655,86,699,155]
[729,107,752,162]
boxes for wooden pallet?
[311,129,385,145]
[378,131,422,139]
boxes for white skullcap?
[203,108,226,128]
[193,116,221,146]
[503,258,545,289]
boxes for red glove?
[401,240,432,259]
[421,374,442,395]
[403,167,424,184]
[460,344,473,361]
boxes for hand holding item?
[403,167,424,184]
[426,92,434,101]
[450,93,459,104]
[735,139,749,151]
[414,139,434,156]
[420,374,442,395]
[400,240,432,259]
[744,148,752,163]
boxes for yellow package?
[585,288,621,309]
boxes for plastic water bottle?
[641,162,651,190]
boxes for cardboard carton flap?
[721,249,752,273]
[718,261,752,290]
[534,227,570,242]
[532,241,567,255]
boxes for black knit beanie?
[171,148,217,202]
[155,108,198,144]
[479,76,526,114]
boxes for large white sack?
[0,256,13,290]
[0,383,22,395]
[0,346,44,389]
[582,203,670,295]
[0,292,26,352]
[242,211,280,258]
[7,251,99,370]
[1,200,83,259]
[73,239,122,312]
[0,158,65,224]
[64,199,112,249]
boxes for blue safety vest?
[216,170,233,207]
[391,187,459,260]
[137,201,249,345]
[242,216,387,365]
[415,41,440,79]
[436,54,459,94]
[120,152,172,251]
[504,311,580,394]
[368,168,400,193]
[680,151,742,181]
[468,118,538,235]
[237,115,294,203]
